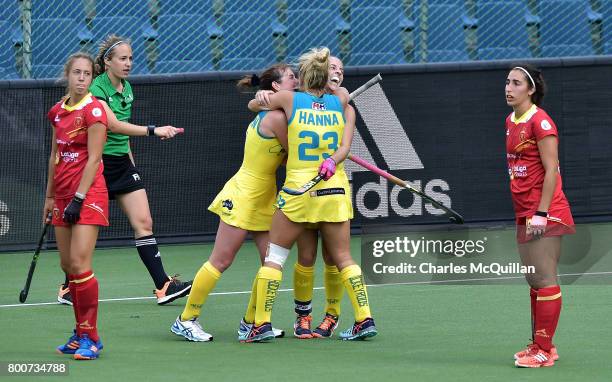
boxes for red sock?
[530,287,538,342]
[72,270,99,342]
[534,285,562,352]
[68,274,80,328]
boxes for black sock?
[294,299,312,316]
[135,235,169,289]
[63,273,69,288]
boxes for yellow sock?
[180,261,221,321]
[324,264,343,317]
[254,266,283,326]
[293,263,314,315]
[340,264,371,322]
[243,276,258,323]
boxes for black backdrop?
[2,57,612,250]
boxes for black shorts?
[102,154,145,200]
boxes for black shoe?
[154,276,192,305]
[58,284,73,306]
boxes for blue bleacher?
[0,20,19,78]
[31,18,87,78]
[31,0,85,20]
[476,0,531,60]
[601,1,612,54]
[285,0,345,61]
[93,0,151,19]
[156,14,215,73]
[538,0,593,57]
[157,0,213,16]
[219,10,279,70]
[92,16,152,74]
[426,3,469,62]
[350,5,406,65]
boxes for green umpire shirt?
[90,72,134,156]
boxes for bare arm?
[74,122,106,196]
[248,90,294,118]
[329,104,355,165]
[99,100,179,139]
[536,136,559,213]
[43,126,57,223]
[262,110,289,153]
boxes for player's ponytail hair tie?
[250,74,260,87]
[513,67,536,91]
[103,40,124,60]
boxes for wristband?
[74,192,85,201]
[534,211,548,217]
[147,125,156,136]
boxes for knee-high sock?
[534,286,562,352]
[244,276,258,324]
[254,266,282,326]
[324,265,343,317]
[293,263,314,316]
[530,287,538,342]
[72,270,99,342]
[341,264,371,322]
[135,235,169,289]
[68,274,79,326]
[181,261,221,321]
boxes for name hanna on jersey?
[297,110,340,127]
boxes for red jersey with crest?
[505,105,570,217]
[47,93,108,198]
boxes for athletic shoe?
[240,322,275,343]
[171,316,213,342]
[339,317,377,341]
[155,275,192,305]
[57,284,73,306]
[312,313,339,338]
[515,346,555,368]
[237,318,284,339]
[514,343,559,361]
[293,314,313,339]
[56,330,80,354]
[73,334,103,360]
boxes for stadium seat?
[0,20,19,79]
[31,0,85,20]
[219,11,280,70]
[92,16,153,74]
[157,0,214,16]
[426,3,469,62]
[31,18,89,78]
[538,0,593,57]
[156,14,216,73]
[349,6,406,65]
[475,1,532,60]
[93,0,151,19]
[284,0,347,61]
[154,59,211,73]
[600,1,612,54]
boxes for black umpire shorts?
[102,154,145,200]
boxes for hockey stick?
[19,215,52,303]
[348,154,464,224]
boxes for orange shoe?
[293,315,313,339]
[514,343,559,361]
[515,347,555,368]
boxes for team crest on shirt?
[541,120,552,131]
[92,107,102,117]
[222,199,233,211]
[519,129,526,141]
[312,102,326,111]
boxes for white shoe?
[171,316,213,342]
[237,318,284,339]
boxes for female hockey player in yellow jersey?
[241,47,376,342]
